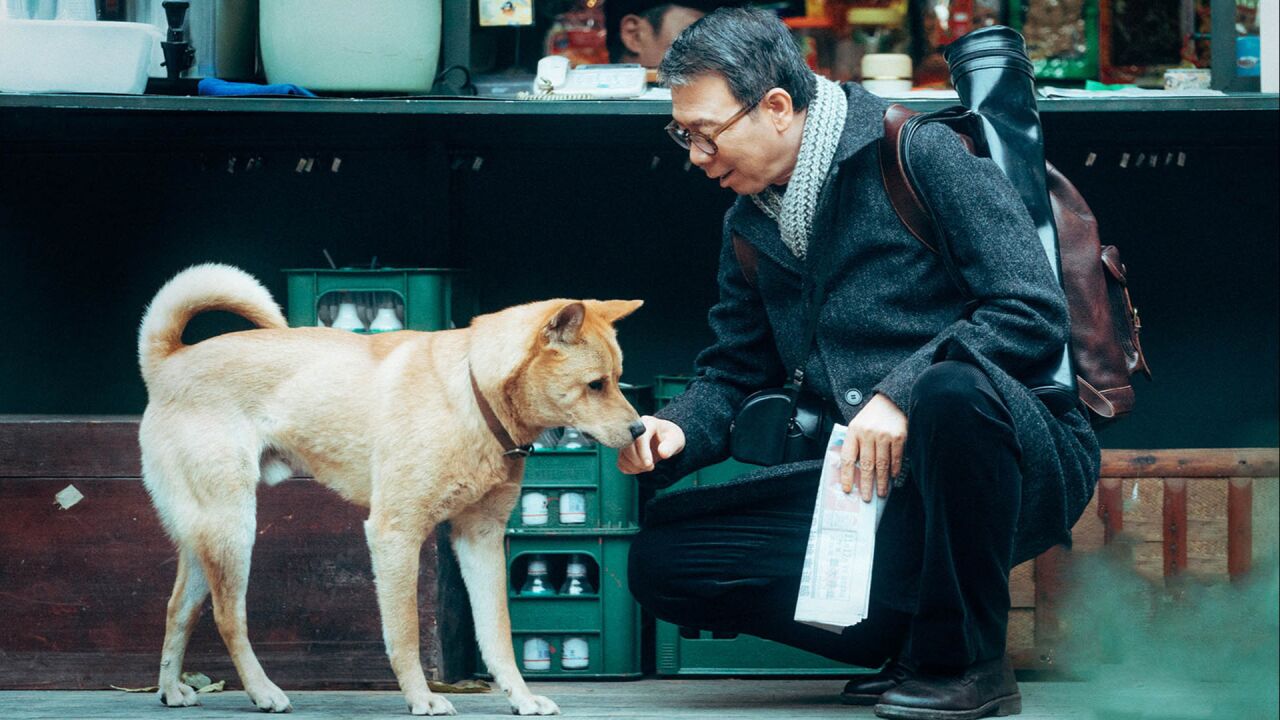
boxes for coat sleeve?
[639,216,788,489]
[872,123,1070,413]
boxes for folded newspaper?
[794,424,887,633]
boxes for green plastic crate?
[512,447,636,530]
[477,530,641,678]
[283,267,470,331]
[651,374,853,676]
[655,621,857,676]
[653,374,693,406]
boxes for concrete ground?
[0,679,1138,720]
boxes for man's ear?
[589,299,644,324]
[619,14,651,56]
[762,87,798,132]
[544,301,586,344]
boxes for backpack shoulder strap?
[880,104,939,254]
[731,232,759,289]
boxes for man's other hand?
[840,394,907,501]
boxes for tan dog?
[137,264,644,716]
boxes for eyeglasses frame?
[665,95,764,155]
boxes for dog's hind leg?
[452,495,560,716]
[196,495,292,713]
[156,548,210,707]
[365,509,457,717]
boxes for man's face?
[670,73,789,196]
[625,6,704,67]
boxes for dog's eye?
[588,379,605,392]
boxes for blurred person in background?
[606,0,710,66]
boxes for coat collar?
[833,82,892,164]
[726,83,891,276]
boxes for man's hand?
[839,394,907,501]
[617,416,686,474]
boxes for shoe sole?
[840,692,880,706]
[874,693,1022,720]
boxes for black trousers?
[629,361,1022,671]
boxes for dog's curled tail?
[138,263,287,382]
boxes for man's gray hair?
[659,7,816,112]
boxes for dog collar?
[469,370,534,458]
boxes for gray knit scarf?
[750,76,847,260]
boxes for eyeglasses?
[665,97,762,156]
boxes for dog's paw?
[510,694,560,716]
[407,691,457,716]
[246,681,292,713]
[157,682,200,708]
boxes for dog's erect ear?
[544,301,586,344]
[590,299,644,324]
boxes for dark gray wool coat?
[642,83,1100,567]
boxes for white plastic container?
[860,53,913,96]
[0,19,160,94]
[259,0,441,92]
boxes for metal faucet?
[160,1,195,81]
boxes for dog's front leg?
[365,513,456,716]
[452,512,560,716]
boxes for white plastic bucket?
[259,0,441,93]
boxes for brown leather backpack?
[878,104,1150,421]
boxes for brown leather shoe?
[873,656,1021,719]
[841,660,916,706]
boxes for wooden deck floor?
[0,680,1101,720]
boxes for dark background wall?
[1,107,1275,450]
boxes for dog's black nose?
[628,421,646,440]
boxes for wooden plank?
[1097,476,1123,543]
[1228,478,1253,581]
[1069,495,1104,552]
[1187,479,1229,578]
[1009,561,1036,608]
[0,415,142,478]
[1253,475,1279,561]
[0,477,468,688]
[1101,448,1278,478]
[1162,478,1188,578]
[1006,609,1037,656]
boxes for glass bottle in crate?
[561,636,589,670]
[559,554,594,596]
[558,492,586,524]
[330,292,365,332]
[368,293,403,332]
[521,491,549,526]
[520,555,556,596]
[522,637,551,671]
